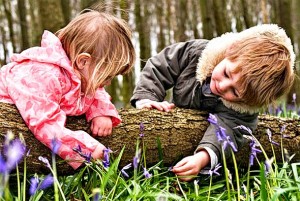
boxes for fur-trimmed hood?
[196,24,295,114]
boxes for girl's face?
[210,58,243,102]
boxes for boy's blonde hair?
[225,36,294,107]
[56,9,135,95]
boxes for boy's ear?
[76,53,92,70]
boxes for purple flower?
[39,174,54,190]
[92,189,102,201]
[51,138,61,154]
[207,113,218,125]
[143,167,152,178]
[292,93,296,103]
[93,192,101,201]
[234,125,252,135]
[139,122,145,137]
[29,174,54,196]
[249,139,262,166]
[209,163,222,176]
[73,145,92,163]
[222,136,238,152]
[102,148,112,168]
[133,156,139,169]
[264,157,274,175]
[133,149,141,169]
[280,125,286,134]
[121,163,132,178]
[29,176,39,195]
[38,156,51,169]
[266,129,279,146]
[0,155,6,174]
[208,114,237,152]
[1,138,26,173]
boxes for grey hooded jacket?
[130,24,295,166]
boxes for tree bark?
[0,102,299,175]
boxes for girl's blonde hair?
[225,36,294,107]
[56,9,135,95]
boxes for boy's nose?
[219,80,230,92]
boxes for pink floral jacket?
[0,31,121,169]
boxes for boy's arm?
[131,40,208,107]
[196,110,258,168]
[85,87,121,127]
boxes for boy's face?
[210,58,243,102]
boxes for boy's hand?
[172,150,210,182]
[136,99,175,112]
[91,116,113,137]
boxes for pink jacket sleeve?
[85,88,121,127]
[7,72,100,169]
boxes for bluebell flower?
[234,125,252,135]
[102,148,112,168]
[29,174,54,196]
[249,139,262,166]
[143,167,152,178]
[264,157,274,175]
[292,93,296,103]
[121,163,132,178]
[133,149,141,169]
[266,129,279,146]
[0,155,6,174]
[93,192,101,201]
[39,174,54,190]
[29,176,39,196]
[38,156,51,169]
[208,114,237,152]
[209,163,222,176]
[92,189,102,201]
[2,138,26,173]
[139,122,145,137]
[133,156,139,169]
[51,138,61,154]
[73,145,92,163]
[276,107,283,116]
[207,113,218,125]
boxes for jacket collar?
[196,24,295,114]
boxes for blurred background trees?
[0,0,299,108]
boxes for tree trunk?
[212,0,230,35]
[199,0,214,39]
[2,0,17,53]
[37,0,65,33]
[17,0,30,51]
[1,102,299,175]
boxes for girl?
[0,9,136,169]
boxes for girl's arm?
[85,87,121,127]
[6,70,103,169]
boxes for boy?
[130,24,295,181]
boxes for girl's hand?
[136,99,175,112]
[91,143,106,159]
[91,116,113,137]
[172,150,210,182]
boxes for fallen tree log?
[0,102,300,175]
